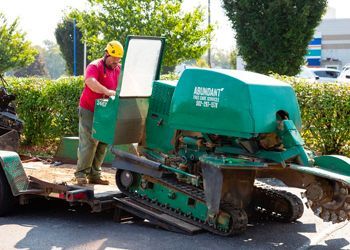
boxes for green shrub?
[5,76,83,145]
[274,75,350,156]
[160,72,180,80]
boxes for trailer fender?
[290,155,350,185]
[0,150,29,196]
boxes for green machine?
[93,36,350,235]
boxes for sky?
[0,0,349,51]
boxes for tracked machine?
[91,36,350,235]
[1,36,348,235]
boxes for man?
[75,40,123,185]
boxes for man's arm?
[85,77,116,96]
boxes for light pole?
[83,40,87,75]
[208,0,211,68]
[73,19,77,76]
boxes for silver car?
[337,69,350,83]
[310,68,340,83]
[296,66,319,83]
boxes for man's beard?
[106,63,118,69]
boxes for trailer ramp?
[114,196,202,235]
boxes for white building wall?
[316,18,350,68]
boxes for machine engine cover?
[169,69,302,139]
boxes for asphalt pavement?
[0,188,349,250]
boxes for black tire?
[115,169,138,193]
[0,168,16,216]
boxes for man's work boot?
[88,177,109,185]
[76,177,87,186]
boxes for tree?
[13,47,48,77]
[222,0,327,75]
[211,48,234,69]
[0,12,37,75]
[71,0,213,71]
[55,18,85,76]
[195,58,209,68]
[42,40,66,79]
[230,49,237,69]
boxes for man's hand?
[104,89,116,97]
[85,77,116,96]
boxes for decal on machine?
[193,87,224,109]
[96,99,108,107]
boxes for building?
[315,18,350,70]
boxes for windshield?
[120,38,163,97]
[313,70,340,78]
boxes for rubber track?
[117,173,246,236]
[250,181,304,222]
[117,173,303,235]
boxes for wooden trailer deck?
[22,160,120,199]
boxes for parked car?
[337,69,350,83]
[295,66,319,83]
[342,63,350,72]
[310,68,340,83]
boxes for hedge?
[275,75,350,156]
[5,76,83,145]
[4,75,350,156]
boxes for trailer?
[0,150,120,211]
[0,150,202,235]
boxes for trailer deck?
[20,160,122,212]
[23,160,116,187]
[19,160,201,234]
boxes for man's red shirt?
[79,58,120,112]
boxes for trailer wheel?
[0,169,15,216]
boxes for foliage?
[42,40,66,79]
[222,0,327,75]
[13,48,49,77]
[5,76,83,145]
[70,0,213,70]
[211,48,234,69]
[274,75,350,156]
[0,12,37,75]
[160,72,179,81]
[55,18,86,76]
[195,58,209,68]
[10,42,66,79]
[229,49,237,69]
